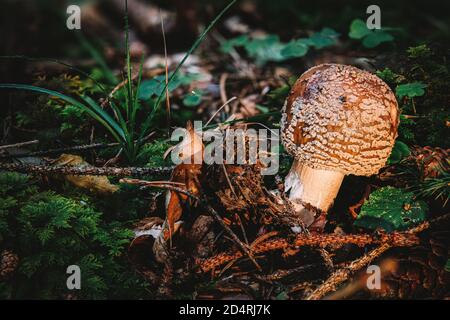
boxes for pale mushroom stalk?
[285,160,344,212]
[281,64,399,229]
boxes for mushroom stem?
[285,160,344,226]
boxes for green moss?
[136,139,172,167]
[0,172,151,299]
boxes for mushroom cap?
[281,64,399,176]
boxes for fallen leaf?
[51,154,119,194]
[153,122,204,263]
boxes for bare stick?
[0,163,173,177]
[100,73,140,108]
[197,230,419,273]
[305,243,391,300]
[161,10,171,126]
[256,264,320,282]
[305,213,450,300]
[0,140,39,151]
[219,73,228,105]
[205,97,237,127]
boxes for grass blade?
[140,0,238,140]
[74,33,118,86]
[124,0,133,120]
[131,55,145,134]
[0,84,124,144]
[81,95,126,141]
[0,55,109,95]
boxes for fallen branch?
[305,243,391,300]
[255,264,320,282]
[197,230,419,273]
[305,213,450,300]
[0,163,173,177]
[0,140,39,151]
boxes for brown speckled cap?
[281,64,399,176]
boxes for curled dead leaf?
[153,122,204,263]
[51,154,119,194]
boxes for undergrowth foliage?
[221,28,340,64]
[0,0,448,300]
[0,172,150,299]
[0,0,238,165]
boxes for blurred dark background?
[1,0,449,79]
[0,0,448,146]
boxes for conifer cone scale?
[0,249,19,279]
[410,146,449,179]
[375,228,450,299]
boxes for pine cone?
[379,146,449,188]
[375,226,450,299]
[410,146,449,179]
[0,249,19,279]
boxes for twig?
[103,147,123,167]
[317,248,334,272]
[0,142,120,159]
[197,229,422,273]
[0,140,39,151]
[305,213,450,300]
[325,257,398,300]
[289,281,317,295]
[100,73,139,108]
[0,163,173,177]
[348,185,371,219]
[221,163,238,199]
[120,178,261,271]
[256,264,319,282]
[219,73,229,111]
[205,97,237,127]
[157,258,174,298]
[160,10,171,127]
[305,243,391,300]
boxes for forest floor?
[0,0,449,300]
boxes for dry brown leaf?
[163,122,204,239]
[153,122,204,263]
[51,154,119,194]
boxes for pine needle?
[160,9,171,128]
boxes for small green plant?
[221,28,339,64]
[182,89,205,107]
[136,139,172,167]
[138,72,201,100]
[407,44,432,59]
[0,172,150,299]
[376,68,405,85]
[397,115,416,143]
[388,140,411,165]
[348,19,394,48]
[414,172,450,207]
[0,0,237,164]
[7,74,99,144]
[396,82,427,114]
[354,186,428,232]
[267,76,298,105]
[395,82,427,99]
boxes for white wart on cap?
[281,64,399,227]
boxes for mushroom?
[281,64,399,229]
